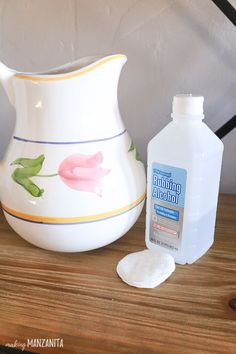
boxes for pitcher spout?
[0,61,15,105]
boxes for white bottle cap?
[172,94,204,116]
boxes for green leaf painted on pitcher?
[135,149,142,161]
[129,141,142,162]
[11,155,45,171]
[11,154,45,197]
[11,171,44,197]
[128,141,135,152]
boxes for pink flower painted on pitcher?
[58,152,110,196]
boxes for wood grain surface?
[0,194,235,354]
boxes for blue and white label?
[154,204,179,221]
[150,163,187,251]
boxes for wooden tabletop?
[0,194,235,354]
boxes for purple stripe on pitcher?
[13,129,127,145]
[2,197,144,225]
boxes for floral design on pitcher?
[10,152,110,198]
[128,141,142,161]
[58,152,110,196]
[11,155,46,197]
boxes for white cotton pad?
[116,249,175,288]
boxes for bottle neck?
[171,113,204,123]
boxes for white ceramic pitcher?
[0,54,146,252]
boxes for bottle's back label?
[150,163,187,251]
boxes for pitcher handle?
[0,62,16,106]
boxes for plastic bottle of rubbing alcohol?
[145,94,224,264]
